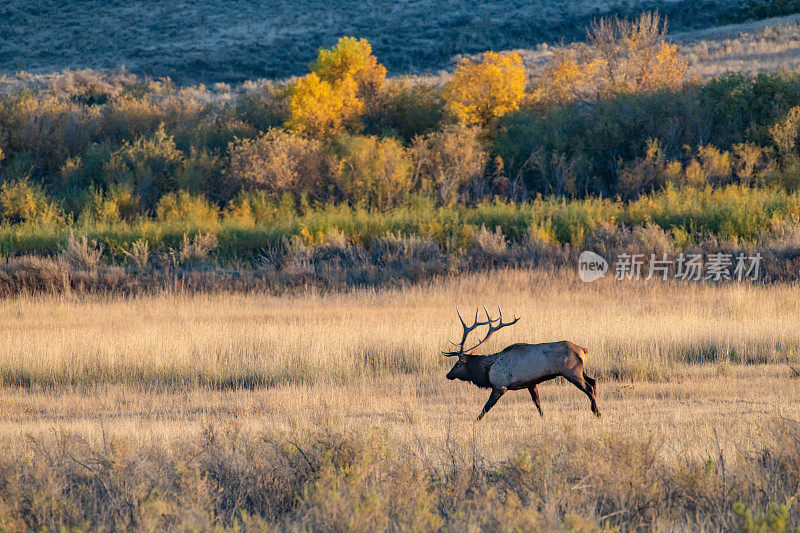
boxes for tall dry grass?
[0,270,797,389]
[1,271,799,529]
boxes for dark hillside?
[0,0,782,83]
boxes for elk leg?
[566,373,601,418]
[476,387,506,421]
[584,373,597,395]
[528,385,544,417]
[583,373,601,417]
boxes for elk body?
[443,307,600,420]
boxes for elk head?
[443,306,519,384]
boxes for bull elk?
[443,307,600,420]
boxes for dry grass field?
[1,270,800,529]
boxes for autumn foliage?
[9,9,800,251]
[442,51,527,127]
[287,37,386,137]
[311,36,387,99]
[286,73,360,138]
[535,11,686,104]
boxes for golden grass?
[3,365,798,463]
[1,270,798,388]
[0,269,798,457]
[1,270,800,529]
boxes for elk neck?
[465,353,498,389]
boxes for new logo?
[578,251,608,282]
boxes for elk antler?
[442,306,520,357]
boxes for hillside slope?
[0,0,774,84]
[509,13,800,81]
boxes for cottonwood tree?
[442,51,527,128]
[287,37,386,137]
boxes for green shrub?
[0,180,61,225]
[228,129,332,201]
[700,72,800,148]
[89,184,139,222]
[226,191,297,227]
[61,142,112,189]
[497,71,800,198]
[104,124,185,209]
[237,81,290,132]
[363,80,444,141]
[174,113,258,156]
[331,134,412,209]
[495,89,705,197]
[410,124,487,203]
[617,139,668,199]
[174,147,226,200]
[155,191,219,228]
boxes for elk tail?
[579,346,588,364]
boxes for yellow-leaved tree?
[312,36,387,99]
[287,37,386,137]
[442,51,527,128]
[286,73,362,137]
